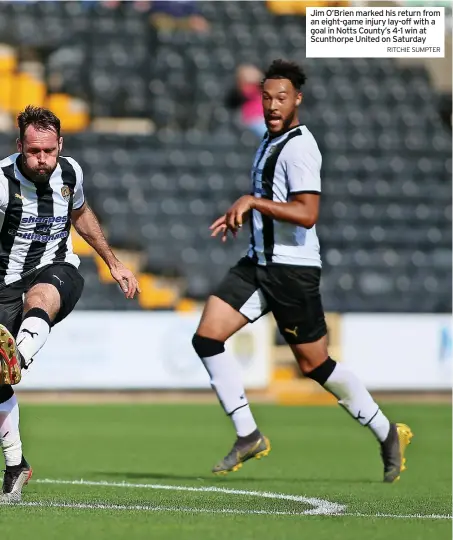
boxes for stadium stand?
[0,0,450,317]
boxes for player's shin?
[306,357,391,442]
[16,308,51,368]
[0,391,22,467]
[192,334,258,437]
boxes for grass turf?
[1,403,451,539]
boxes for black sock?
[238,428,261,444]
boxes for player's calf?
[301,353,413,482]
[15,307,51,370]
[192,334,259,438]
[0,391,23,477]
[192,333,272,473]
[0,307,52,384]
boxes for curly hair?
[263,59,307,90]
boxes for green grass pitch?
[1,402,451,539]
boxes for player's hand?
[225,195,254,231]
[110,262,141,299]
[210,215,237,243]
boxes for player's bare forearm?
[71,204,119,269]
[251,193,319,229]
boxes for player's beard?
[280,114,295,134]
[21,154,58,184]
[265,112,296,137]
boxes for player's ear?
[58,137,63,153]
[16,138,22,153]
[295,92,302,107]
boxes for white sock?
[230,405,258,437]
[200,350,258,437]
[323,361,390,442]
[0,394,22,466]
[16,316,50,366]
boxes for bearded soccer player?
[192,60,413,481]
[0,106,140,502]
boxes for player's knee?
[304,357,337,384]
[24,284,60,316]
[24,287,49,309]
[192,334,225,358]
[24,289,45,305]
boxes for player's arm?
[250,193,319,228]
[250,133,321,228]
[71,203,117,269]
[223,135,322,230]
[219,192,318,232]
[215,134,322,235]
[0,175,9,214]
[71,203,140,299]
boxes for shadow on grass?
[92,471,377,485]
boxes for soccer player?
[0,106,140,502]
[192,60,413,482]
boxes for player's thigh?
[197,257,269,341]
[27,263,85,326]
[196,296,248,341]
[262,265,327,364]
[0,283,24,337]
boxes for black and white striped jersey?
[247,124,322,267]
[0,153,85,286]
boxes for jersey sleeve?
[281,132,322,195]
[65,157,85,210]
[0,174,9,212]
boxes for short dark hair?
[17,105,61,141]
[263,59,307,90]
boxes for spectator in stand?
[149,1,210,33]
[226,65,266,139]
[81,0,210,33]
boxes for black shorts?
[0,262,84,337]
[214,257,327,345]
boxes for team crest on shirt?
[61,185,72,203]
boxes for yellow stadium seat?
[138,273,178,309]
[46,94,89,132]
[0,44,16,74]
[176,298,198,312]
[0,71,14,112]
[94,254,116,284]
[11,72,46,115]
[70,227,93,256]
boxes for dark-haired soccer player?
[192,60,413,481]
[0,106,140,502]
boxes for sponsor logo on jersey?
[8,229,69,243]
[20,215,68,225]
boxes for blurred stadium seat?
[0,0,450,314]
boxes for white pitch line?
[32,478,452,521]
[36,478,345,516]
[14,501,326,516]
[343,512,452,520]
[13,501,453,520]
